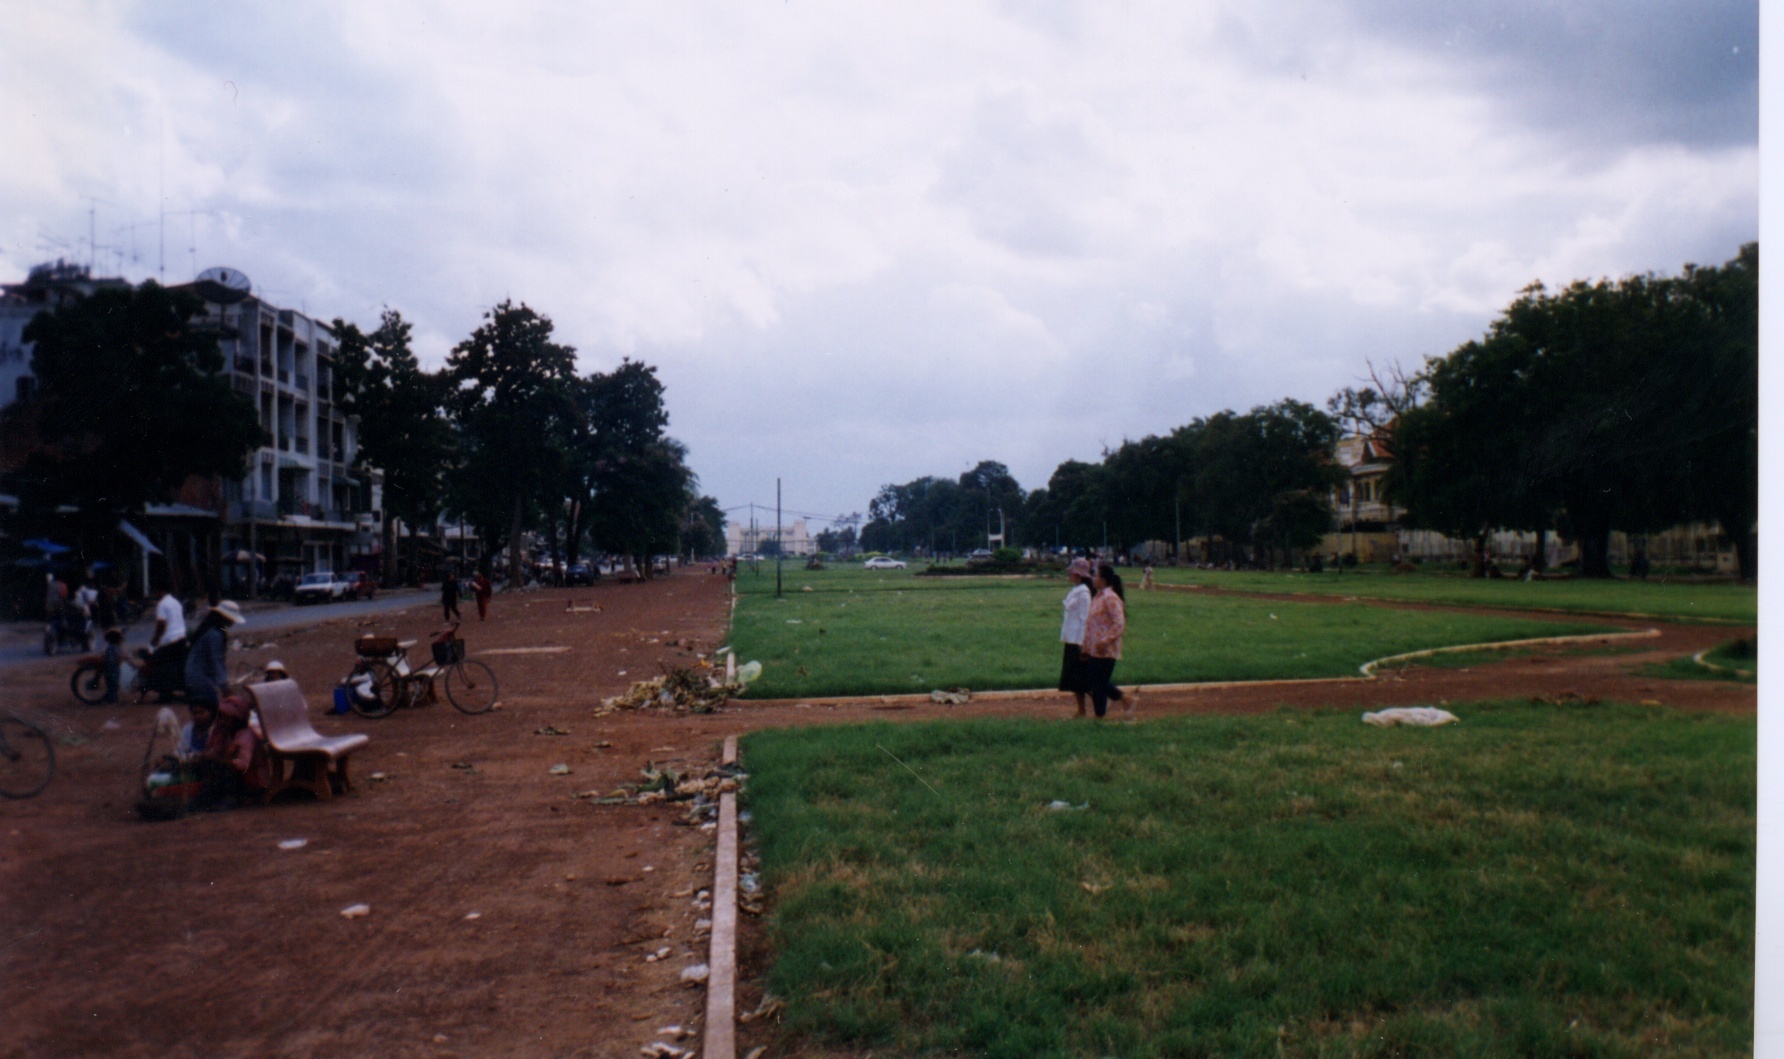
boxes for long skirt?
[1057,643,1091,694]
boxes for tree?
[560,359,671,567]
[1186,400,1341,560]
[1394,248,1757,579]
[681,495,727,559]
[446,301,577,584]
[10,281,265,552]
[586,438,696,573]
[332,310,455,585]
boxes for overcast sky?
[1,1,1758,527]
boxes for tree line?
[4,287,724,585]
[858,244,1757,579]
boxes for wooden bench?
[247,679,370,801]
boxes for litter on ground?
[1362,706,1460,727]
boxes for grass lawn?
[744,703,1755,1058]
[1148,566,1756,625]
[728,567,1613,699]
[1640,638,1757,685]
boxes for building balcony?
[234,355,257,374]
[295,372,310,391]
[227,500,279,522]
[260,358,274,377]
[277,433,292,452]
[277,369,291,385]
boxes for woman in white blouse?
[1057,557,1095,716]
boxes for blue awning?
[118,520,162,556]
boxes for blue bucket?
[331,686,352,714]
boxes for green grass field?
[728,567,1613,698]
[1147,566,1756,624]
[744,704,1756,1058]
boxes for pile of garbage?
[594,659,748,716]
[573,759,748,824]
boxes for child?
[101,627,125,704]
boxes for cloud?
[0,1,1757,520]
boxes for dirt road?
[0,572,1753,1057]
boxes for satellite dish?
[195,266,253,304]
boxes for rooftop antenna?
[82,196,113,273]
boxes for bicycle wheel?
[70,662,108,705]
[0,715,55,799]
[444,659,499,715]
[347,660,402,718]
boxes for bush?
[992,546,1021,564]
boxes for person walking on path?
[441,573,462,623]
[473,572,493,620]
[1082,562,1138,720]
[1058,557,1095,717]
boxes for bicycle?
[0,710,56,799]
[346,622,499,718]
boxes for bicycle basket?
[356,635,400,657]
[432,639,465,666]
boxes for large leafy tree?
[586,437,696,573]
[10,281,264,545]
[332,309,455,585]
[446,301,577,583]
[1185,400,1341,560]
[561,359,671,567]
[1393,246,1757,578]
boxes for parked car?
[968,549,994,561]
[351,571,377,600]
[863,556,906,570]
[565,562,595,586]
[293,572,352,605]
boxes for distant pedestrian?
[184,601,246,710]
[473,572,492,620]
[1082,562,1137,720]
[441,574,462,622]
[1140,561,1155,591]
[101,627,125,704]
[1058,558,1095,717]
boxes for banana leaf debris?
[594,659,750,716]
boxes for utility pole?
[775,478,783,599]
[1174,493,1182,565]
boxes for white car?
[863,557,906,570]
[293,571,352,604]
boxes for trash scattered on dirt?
[481,646,570,656]
[644,946,671,963]
[369,772,391,782]
[743,1047,769,1059]
[593,740,613,749]
[739,995,785,1023]
[1530,690,1599,707]
[433,1035,448,1044]
[594,660,744,716]
[641,1042,692,1059]
[450,762,476,770]
[277,838,308,850]
[930,687,972,705]
[549,763,571,775]
[1080,882,1107,895]
[679,963,710,984]
[1362,706,1460,727]
[103,718,123,731]
[1046,800,1089,812]
[464,912,481,920]
[340,903,371,919]
[534,725,572,736]
[656,1024,691,1040]
[966,949,1003,962]
[1640,698,1663,707]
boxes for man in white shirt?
[152,590,187,649]
[147,590,190,700]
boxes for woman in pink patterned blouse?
[1081,562,1137,719]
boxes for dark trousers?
[1084,656,1125,718]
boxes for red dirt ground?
[1,572,1754,1058]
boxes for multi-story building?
[185,279,381,592]
[725,517,815,557]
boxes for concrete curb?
[733,629,1664,709]
[1690,647,1754,679]
[703,735,740,1059]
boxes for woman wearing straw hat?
[1058,558,1095,717]
[183,600,246,709]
